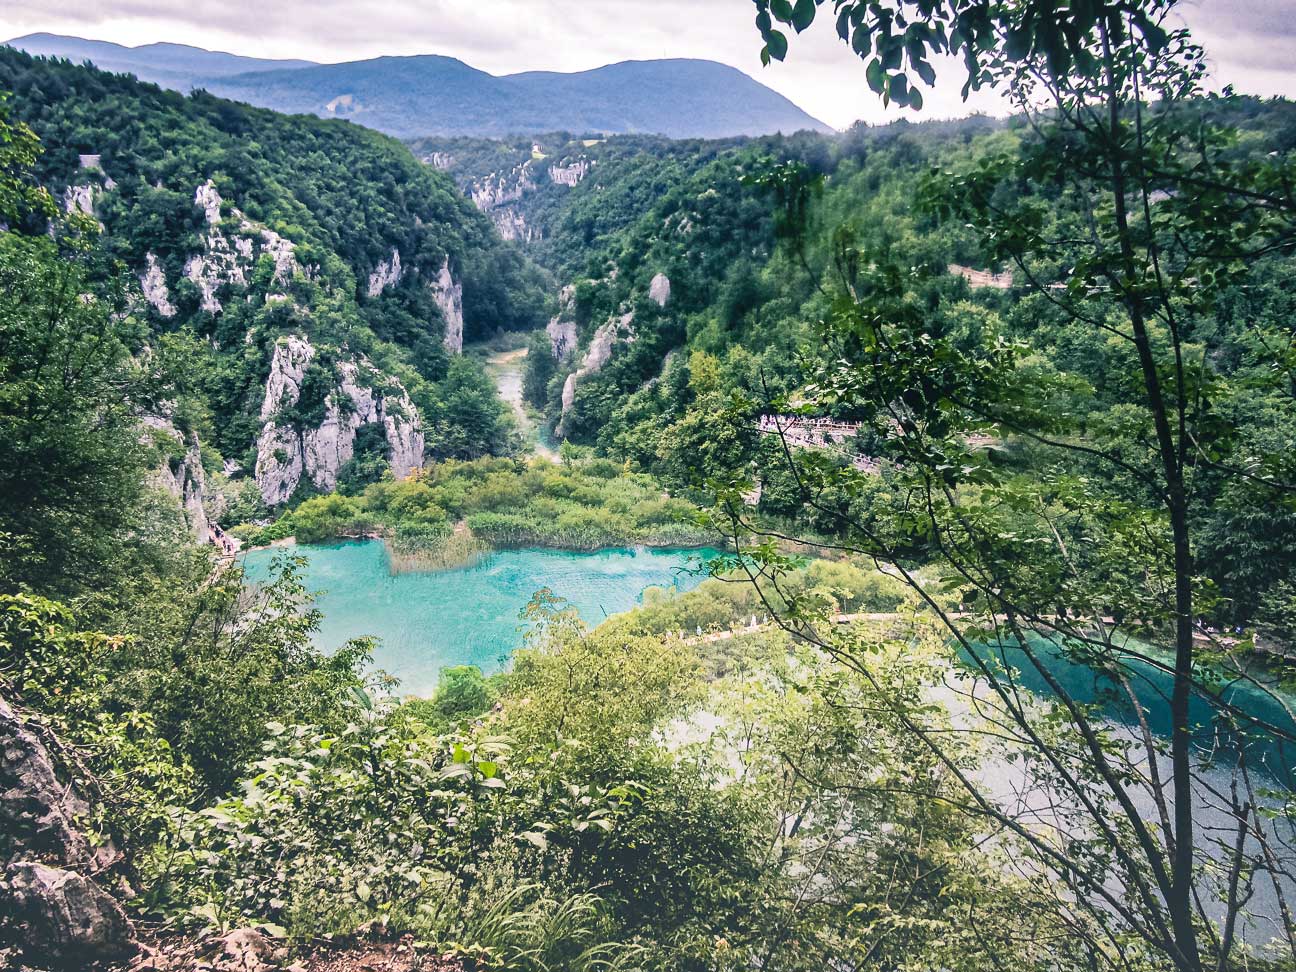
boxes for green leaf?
[866,58,885,94]
[766,29,789,61]
[791,0,817,33]
[770,0,794,22]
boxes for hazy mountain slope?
[5,32,315,89]
[3,34,831,138]
[211,55,831,138]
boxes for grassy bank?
[231,455,717,569]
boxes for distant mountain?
[3,35,831,139]
[5,33,315,90]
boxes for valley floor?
[484,345,557,460]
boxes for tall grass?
[385,529,489,574]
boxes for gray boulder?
[3,861,132,967]
[0,696,94,867]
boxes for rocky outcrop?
[3,861,132,968]
[432,257,465,353]
[160,437,212,545]
[62,184,95,217]
[549,158,592,186]
[546,285,578,360]
[491,207,538,243]
[0,698,131,968]
[366,248,403,297]
[425,151,454,171]
[140,253,177,318]
[185,182,244,314]
[558,311,634,434]
[62,157,116,221]
[470,164,535,211]
[146,417,214,543]
[254,336,425,506]
[649,272,671,307]
[196,179,224,225]
[0,698,102,869]
[257,226,298,289]
[179,180,301,315]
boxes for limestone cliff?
[558,311,635,435]
[254,335,425,506]
[649,272,672,307]
[163,180,303,316]
[139,253,177,318]
[432,257,465,353]
[549,158,592,186]
[546,284,578,359]
[554,272,669,436]
[366,248,403,297]
[148,418,212,544]
[469,162,536,211]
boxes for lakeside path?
[485,346,558,460]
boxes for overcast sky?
[1,0,1292,129]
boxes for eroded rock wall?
[432,257,465,354]
[254,336,425,505]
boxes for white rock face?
[547,319,578,360]
[152,423,211,543]
[195,180,223,226]
[432,257,465,354]
[558,311,635,433]
[470,164,535,211]
[62,185,95,217]
[139,252,177,318]
[258,335,314,422]
[547,284,578,359]
[649,272,671,307]
[491,207,538,242]
[549,159,592,186]
[583,312,632,374]
[180,182,301,315]
[560,373,579,416]
[254,336,425,505]
[366,248,403,297]
[251,224,299,287]
[425,152,454,170]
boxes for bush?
[291,494,367,543]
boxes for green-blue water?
[240,540,715,696]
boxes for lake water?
[239,540,714,696]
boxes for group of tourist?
[210,523,238,557]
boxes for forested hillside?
[406,131,756,268]
[499,101,1296,642]
[0,48,549,522]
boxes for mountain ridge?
[3,33,832,139]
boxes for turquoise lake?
[239,540,715,696]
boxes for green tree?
[731,2,1296,969]
[0,108,156,598]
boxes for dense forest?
[3,3,1296,971]
[0,46,548,539]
